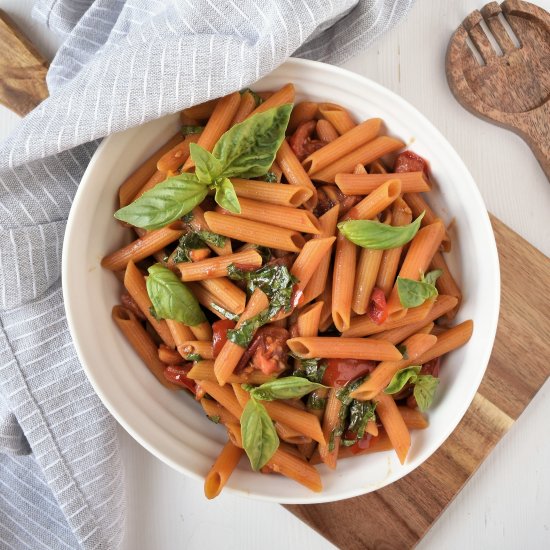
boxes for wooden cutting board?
[285,215,550,549]
[1,9,549,549]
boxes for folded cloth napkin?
[0,1,413,547]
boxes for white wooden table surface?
[1,1,549,549]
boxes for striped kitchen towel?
[0,1,413,548]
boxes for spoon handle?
[516,103,550,181]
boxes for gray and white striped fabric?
[0,1,413,548]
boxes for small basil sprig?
[338,211,425,250]
[384,366,440,411]
[181,125,204,136]
[244,377,326,401]
[145,263,206,326]
[240,398,279,470]
[114,104,293,229]
[397,269,443,308]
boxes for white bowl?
[63,58,500,504]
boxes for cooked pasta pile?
[102,83,473,498]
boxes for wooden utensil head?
[446,1,550,180]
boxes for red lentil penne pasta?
[318,388,342,469]
[310,136,405,183]
[158,345,183,364]
[430,251,462,320]
[247,83,295,118]
[374,393,410,464]
[177,249,263,281]
[287,101,318,133]
[316,119,340,143]
[156,134,199,173]
[101,223,184,271]
[287,337,402,361]
[415,320,473,364]
[269,445,322,492]
[188,206,233,256]
[217,197,321,234]
[335,171,430,195]
[198,380,243,419]
[200,398,239,425]
[347,178,402,220]
[291,237,336,295]
[188,361,275,385]
[182,98,219,120]
[317,102,356,134]
[118,132,182,208]
[112,305,179,390]
[198,277,246,314]
[302,118,382,174]
[204,211,305,253]
[230,91,256,125]
[204,441,244,499]
[230,178,313,207]
[331,234,357,332]
[178,340,214,360]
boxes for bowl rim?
[62,57,500,504]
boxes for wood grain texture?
[285,215,550,550]
[446,1,550,180]
[0,9,48,116]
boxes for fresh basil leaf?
[186,353,202,362]
[397,276,438,308]
[249,377,326,401]
[307,392,327,410]
[241,398,279,470]
[337,212,425,250]
[210,302,240,322]
[240,88,264,107]
[181,125,204,136]
[114,173,208,230]
[336,377,366,407]
[227,309,271,348]
[172,232,207,263]
[384,366,421,395]
[260,171,277,183]
[292,357,327,384]
[397,344,409,360]
[196,230,226,247]
[189,142,223,184]
[146,264,206,326]
[413,375,439,412]
[422,269,443,286]
[207,415,220,424]
[182,211,194,223]
[212,104,293,178]
[214,177,241,214]
[348,400,377,439]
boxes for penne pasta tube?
[310,431,394,463]
[230,91,256,125]
[276,139,318,208]
[354,163,368,174]
[430,251,462,320]
[166,319,196,350]
[225,422,243,449]
[370,295,458,344]
[317,102,356,134]
[101,223,184,271]
[310,136,405,184]
[118,132,182,208]
[112,306,178,390]
[316,119,340,143]
[217,197,321,234]
[302,205,339,304]
[415,320,473,364]
[318,388,341,469]
[375,393,410,464]
[331,234,357,332]
[178,341,214,360]
[182,98,219,120]
[231,382,251,410]
[187,206,232,256]
[369,160,389,174]
[123,260,176,348]
[376,198,413,297]
[204,441,243,499]
[398,407,429,430]
[352,248,384,315]
[335,172,430,195]
[350,333,438,401]
[156,134,199,173]
[214,289,269,385]
[287,337,402,361]
[303,118,382,174]
[404,192,451,251]
[318,279,334,332]
[386,220,446,315]
[268,446,322,493]
[199,278,246,314]
[133,170,167,200]
[204,211,305,253]
[347,179,402,220]
[287,101,319,133]
[231,178,312,207]
[275,422,312,445]
[182,92,241,171]
[200,398,239,425]
[188,361,275,385]
[291,237,336,295]
[269,160,283,182]
[295,302,324,338]
[158,345,183,364]
[247,83,295,118]
[177,249,263,281]
[197,380,243,419]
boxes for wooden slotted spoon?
[446,0,550,180]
